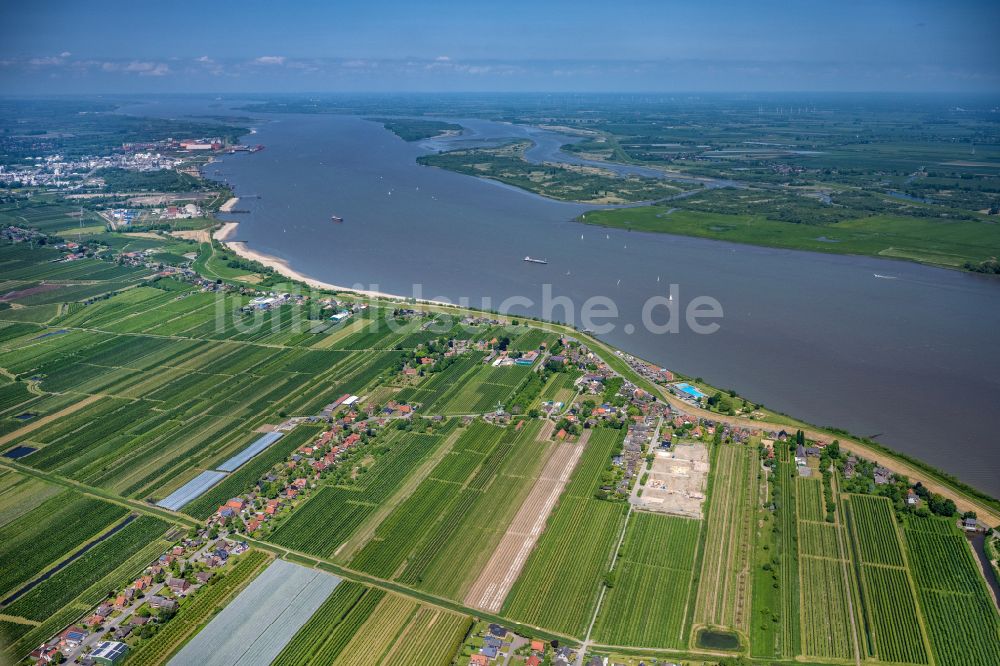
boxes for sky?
[1,0,999,94]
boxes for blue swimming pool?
[674,382,707,400]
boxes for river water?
[123,99,1000,496]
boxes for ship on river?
[523,256,547,264]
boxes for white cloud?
[124,61,156,72]
[141,63,170,76]
[98,61,171,76]
[435,55,451,61]
[60,51,72,58]
[28,56,65,66]
[255,55,286,65]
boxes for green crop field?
[275,584,385,665]
[316,594,454,666]
[0,491,128,599]
[796,476,826,523]
[502,496,625,637]
[860,565,929,664]
[904,516,1000,666]
[798,521,840,558]
[751,446,801,660]
[593,512,701,648]
[348,420,551,600]
[845,495,930,664]
[0,471,62,528]
[1,186,997,666]
[501,428,628,637]
[693,444,759,636]
[3,515,170,621]
[849,495,905,567]
[267,429,457,558]
[800,556,857,659]
[396,422,551,598]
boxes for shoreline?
[207,227,1000,519]
[212,221,452,305]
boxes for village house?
[166,577,191,595]
[148,595,178,611]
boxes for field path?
[464,430,587,612]
[0,394,101,448]
[830,474,863,666]
[334,426,465,561]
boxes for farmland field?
[904,516,1000,666]
[275,583,469,666]
[799,555,856,660]
[845,495,930,664]
[501,428,628,637]
[795,467,859,662]
[592,511,701,648]
[1,199,999,665]
[168,559,341,666]
[268,429,449,558]
[849,494,905,566]
[0,471,62,528]
[693,444,759,636]
[3,515,170,621]
[350,420,553,601]
[796,476,826,523]
[751,445,801,660]
[0,491,128,600]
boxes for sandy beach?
[211,221,451,304]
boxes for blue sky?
[1,0,998,93]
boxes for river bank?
[204,213,1000,524]
[213,221,452,305]
[192,109,1000,496]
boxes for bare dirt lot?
[464,430,587,612]
[169,229,212,244]
[631,441,709,518]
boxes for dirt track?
[464,430,588,612]
[0,394,101,448]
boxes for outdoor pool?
[674,382,707,400]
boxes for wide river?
[126,99,1000,495]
